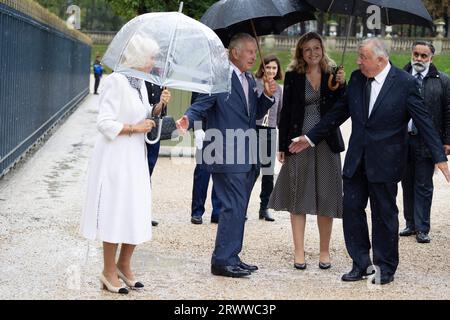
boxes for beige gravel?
[0,79,449,300]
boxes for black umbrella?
[305,0,433,65]
[200,0,316,63]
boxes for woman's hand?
[336,67,345,85]
[134,119,156,133]
[277,152,285,164]
[159,89,171,106]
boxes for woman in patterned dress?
[268,32,346,270]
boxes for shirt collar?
[373,62,391,84]
[412,64,430,78]
[231,62,245,79]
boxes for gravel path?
[0,82,449,300]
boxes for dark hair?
[412,40,435,55]
[255,54,284,81]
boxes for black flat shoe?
[211,265,251,278]
[294,262,307,270]
[341,266,374,281]
[191,216,203,225]
[210,216,219,224]
[319,262,331,269]
[259,209,275,222]
[399,227,415,236]
[238,261,258,272]
[416,231,431,243]
[371,274,394,285]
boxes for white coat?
[80,73,152,245]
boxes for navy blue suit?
[185,71,273,266]
[307,65,447,277]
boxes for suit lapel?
[232,71,248,115]
[368,67,397,119]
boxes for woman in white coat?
[80,35,171,294]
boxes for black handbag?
[145,115,178,144]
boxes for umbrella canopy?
[102,12,231,94]
[305,0,433,27]
[201,0,316,47]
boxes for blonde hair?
[287,32,336,74]
[120,34,160,69]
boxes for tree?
[35,0,126,31]
[106,0,216,21]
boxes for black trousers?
[343,160,399,276]
[255,126,276,210]
[94,75,101,94]
[401,135,435,233]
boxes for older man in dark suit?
[290,38,450,285]
[176,33,277,278]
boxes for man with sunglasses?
[400,41,450,243]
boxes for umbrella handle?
[250,19,265,71]
[327,66,343,92]
[145,117,163,145]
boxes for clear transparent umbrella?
[102,12,231,94]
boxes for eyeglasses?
[412,52,431,59]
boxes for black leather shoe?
[416,231,431,243]
[191,216,203,225]
[319,262,331,269]
[211,265,251,278]
[151,220,158,227]
[371,274,394,285]
[210,216,219,224]
[294,262,307,270]
[238,261,258,272]
[399,227,415,236]
[259,209,275,222]
[341,267,375,281]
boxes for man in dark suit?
[176,33,277,278]
[400,41,450,243]
[290,38,449,285]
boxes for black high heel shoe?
[319,262,331,269]
[294,262,307,270]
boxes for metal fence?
[0,2,91,178]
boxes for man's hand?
[436,162,450,182]
[277,152,285,164]
[444,144,450,156]
[263,75,277,97]
[176,115,189,134]
[288,136,311,154]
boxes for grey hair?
[228,33,256,51]
[120,34,160,69]
[412,40,435,55]
[359,38,389,58]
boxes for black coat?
[278,70,346,154]
[403,63,450,157]
[307,66,447,183]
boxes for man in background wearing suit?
[290,38,449,285]
[400,41,450,243]
[176,33,277,278]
